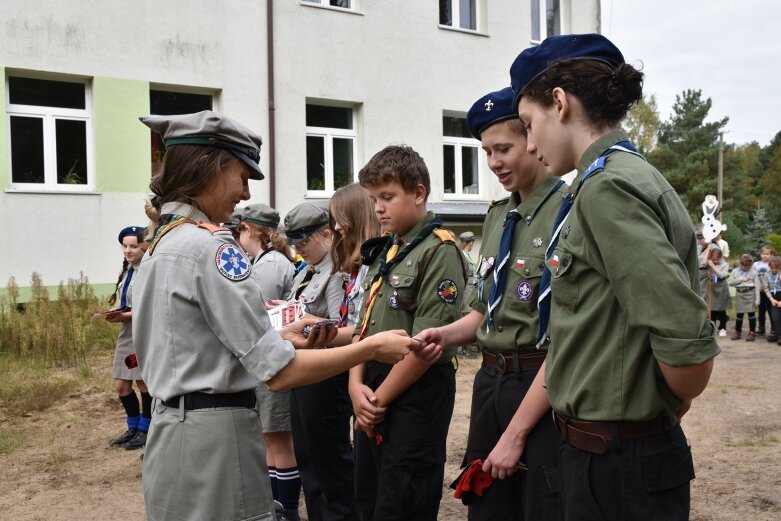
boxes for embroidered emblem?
[484,99,494,111]
[516,280,533,302]
[562,226,570,239]
[390,274,400,286]
[550,255,560,267]
[388,290,401,309]
[349,301,356,314]
[216,243,250,281]
[515,259,525,268]
[437,279,459,304]
[405,260,413,267]
[532,237,543,247]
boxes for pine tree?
[744,207,774,257]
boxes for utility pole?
[717,131,724,217]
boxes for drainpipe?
[266,0,276,207]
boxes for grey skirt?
[734,287,757,313]
[111,321,142,380]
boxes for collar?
[509,175,562,224]
[397,211,437,244]
[572,129,630,198]
[312,254,332,274]
[160,202,211,223]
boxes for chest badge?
[437,279,459,304]
[389,274,400,286]
[216,244,251,281]
[405,260,413,267]
[515,259,525,268]
[516,280,533,302]
[388,290,401,309]
[532,237,543,248]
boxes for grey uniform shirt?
[287,254,345,320]
[253,248,295,301]
[132,202,296,401]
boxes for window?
[301,0,352,9]
[149,89,213,175]
[442,115,481,198]
[305,104,356,195]
[6,75,92,191]
[531,0,560,42]
[439,0,479,31]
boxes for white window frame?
[530,0,562,43]
[305,104,358,197]
[6,74,94,192]
[442,117,483,200]
[439,0,485,33]
[300,0,362,13]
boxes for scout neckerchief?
[119,266,134,310]
[148,214,196,255]
[358,217,443,339]
[295,266,316,299]
[535,140,644,348]
[339,268,360,327]
[485,180,564,333]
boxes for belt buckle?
[495,353,507,373]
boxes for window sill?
[4,188,100,195]
[442,194,486,201]
[300,2,364,16]
[438,24,488,37]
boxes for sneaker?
[718,329,727,337]
[109,429,138,447]
[730,332,741,341]
[123,430,147,450]
[746,332,756,342]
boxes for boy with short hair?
[350,145,466,521]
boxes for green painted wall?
[93,77,150,192]
[0,67,8,190]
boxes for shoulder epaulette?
[489,197,510,211]
[197,221,227,234]
[433,229,455,243]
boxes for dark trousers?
[558,422,693,521]
[710,310,728,331]
[465,364,560,521]
[290,372,357,521]
[758,292,771,334]
[734,312,755,333]
[355,361,456,521]
[770,292,781,337]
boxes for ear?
[551,87,570,122]
[321,228,333,240]
[414,183,427,205]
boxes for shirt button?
[370,320,375,325]
[523,268,530,276]
[562,259,569,268]
[497,325,504,332]
[378,292,383,297]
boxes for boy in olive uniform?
[418,87,565,521]
[350,145,466,521]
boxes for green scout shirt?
[354,211,466,363]
[545,130,721,422]
[472,176,566,352]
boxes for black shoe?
[768,334,777,343]
[123,430,147,450]
[109,429,138,447]
[278,508,301,521]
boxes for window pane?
[443,144,456,194]
[150,90,213,115]
[461,146,479,194]
[546,0,560,36]
[439,0,452,25]
[56,119,88,185]
[531,0,541,41]
[9,77,85,109]
[331,0,350,7]
[442,116,470,138]
[459,0,476,30]
[332,138,354,190]
[10,116,45,183]
[306,135,326,190]
[306,105,353,129]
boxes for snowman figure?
[701,195,726,242]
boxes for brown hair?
[770,256,781,269]
[521,59,644,129]
[358,145,430,201]
[149,145,240,208]
[761,245,776,255]
[237,221,295,262]
[740,254,753,268]
[329,183,381,273]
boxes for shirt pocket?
[549,248,579,309]
[507,254,545,310]
[386,269,418,312]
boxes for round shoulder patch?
[437,279,459,304]
[216,243,251,281]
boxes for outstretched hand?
[370,330,421,364]
[413,328,445,365]
[280,317,337,349]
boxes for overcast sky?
[601,0,779,146]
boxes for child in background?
[705,246,731,336]
[107,226,151,450]
[753,245,774,336]
[729,254,759,341]
[760,256,781,344]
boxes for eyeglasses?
[298,234,316,248]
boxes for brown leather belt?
[481,350,546,374]
[554,412,672,454]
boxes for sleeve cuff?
[650,325,721,367]
[240,328,296,383]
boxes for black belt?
[162,389,256,410]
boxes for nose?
[488,154,502,173]
[241,180,250,200]
[526,138,537,156]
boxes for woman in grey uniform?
[132,110,419,521]
[237,203,301,520]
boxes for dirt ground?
[1,333,780,520]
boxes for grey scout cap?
[140,110,264,180]
[283,201,329,245]
[459,231,476,242]
[242,203,280,229]
[223,209,245,231]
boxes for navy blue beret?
[466,87,518,140]
[510,33,625,109]
[118,226,145,244]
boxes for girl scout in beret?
[106,225,151,451]
[282,200,358,521]
[237,203,301,520]
[132,110,420,521]
[418,86,564,521]
[509,34,720,520]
